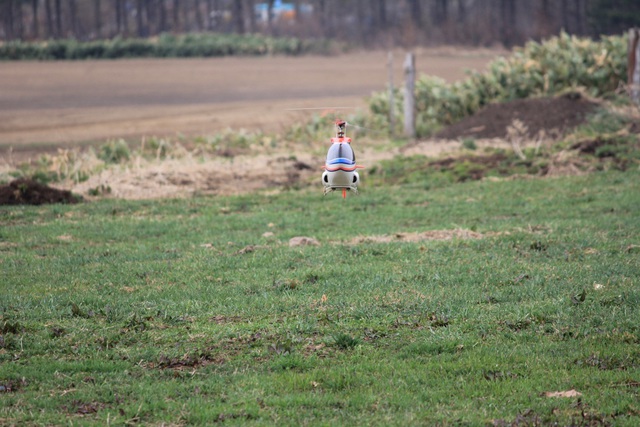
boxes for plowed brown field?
[0,49,500,149]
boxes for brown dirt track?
[0,48,499,149]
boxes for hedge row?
[0,33,341,60]
[369,33,628,137]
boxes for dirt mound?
[435,93,599,140]
[348,229,484,244]
[0,179,81,205]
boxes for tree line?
[1,0,639,47]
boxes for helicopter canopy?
[326,142,355,164]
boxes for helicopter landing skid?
[323,186,358,196]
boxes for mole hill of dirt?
[435,92,599,140]
[0,179,80,205]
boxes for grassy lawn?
[1,170,639,426]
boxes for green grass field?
[1,169,639,426]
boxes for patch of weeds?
[66,400,105,415]
[566,108,640,171]
[599,294,625,307]
[502,317,533,332]
[49,325,66,338]
[123,313,149,332]
[87,184,112,197]
[0,378,27,393]
[272,278,300,291]
[530,240,548,251]
[428,313,450,328]
[330,333,360,350]
[403,340,464,357]
[154,350,220,370]
[142,137,170,159]
[573,107,632,136]
[483,370,519,381]
[571,289,587,305]
[0,334,18,350]
[462,138,477,150]
[0,319,22,334]
[95,335,119,350]
[362,328,387,342]
[270,354,311,372]
[99,139,131,163]
[571,133,640,171]
[268,339,294,356]
[576,353,640,371]
[210,315,241,324]
[198,129,260,157]
[492,409,542,426]
[509,273,531,286]
[214,411,259,423]
[70,302,95,318]
[369,149,545,187]
[303,273,320,285]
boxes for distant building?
[254,1,313,23]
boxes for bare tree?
[500,0,516,47]
[536,0,554,39]
[246,0,256,33]
[158,0,168,32]
[116,0,131,36]
[69,0,80,38]
[45,0,54,38]
[233,0,245,34]
[407,0,422,27]
[434,0,448,23]
[375,0,387,30]
[574,0,586,35]
[3,0,15,40]
[266,0,274,34]
[136,0,145,36]
[561,0,570,32]
[114,0,121,35]
[54,0,62,38]
[16,0,24,39]
[31,0,40,39]
[172,0,179,32]
[94,0,102,38]
[194,0,204,31]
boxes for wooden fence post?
[403,52,416,138]
[628,28,640,106]
[388,51,395,137]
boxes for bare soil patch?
[348,229,484,244]
[71,152,320,199]
[0,178,80,205]
[435,92,599,140]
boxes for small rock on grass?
[289,236,320,247]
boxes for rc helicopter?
[321,119,364,199]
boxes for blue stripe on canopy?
[327,158,355,165]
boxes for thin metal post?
[403,52,416,138]
[628,28,640,106]
[388,51,395,137]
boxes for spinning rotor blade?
[285,107,357,111]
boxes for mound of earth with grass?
[435,92,599,140]
[0,178,81,205]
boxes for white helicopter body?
[322,120,363,198]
